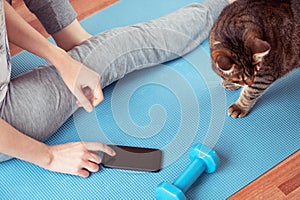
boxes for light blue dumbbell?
[155,144,220,200]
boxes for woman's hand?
[53,52,104,112]
[0,119,116,178]
[43,142,116,177]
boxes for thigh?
[0,65,77,142]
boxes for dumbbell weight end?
[155,144,219,200]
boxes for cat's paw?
[228,103,250,118]
[222,80,241,90]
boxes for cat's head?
[210,32,271,86]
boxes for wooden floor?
[9,1,300,199]
[229,150,300,199]
[9,0,118,55]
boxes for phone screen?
[102,145,162,172]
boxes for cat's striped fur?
[209,0,300,118]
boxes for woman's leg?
[68,1,228,88]
[0,0,228,161]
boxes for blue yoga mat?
[1,0,299,199]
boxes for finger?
[76,100,83,107]
[88,152,102,164]
[75,88,93,112]
[82,86,94,101]
[76,169,90,178]
[83,142,116,156]
[83,160,100,173]
[92,82,104,107]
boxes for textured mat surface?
[1,0,299,199]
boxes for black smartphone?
[102,145,163,172]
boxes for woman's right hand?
[42,142,116,177]
[52,53,104,113]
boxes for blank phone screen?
[102,145,163,172]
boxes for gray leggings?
[0,0,228,161]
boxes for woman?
[0,0,234,177]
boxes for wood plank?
[70,0,119,21]
[229,150,300,200]
[9,0,118,56]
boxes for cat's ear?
[245,33,271,63]
[212,50,234,71]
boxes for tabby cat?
[209,0,300,118]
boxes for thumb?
[92,82,104,107]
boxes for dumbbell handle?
[173,158,206,193]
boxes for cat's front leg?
[228,75,274,118]
[228,86,260,118]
